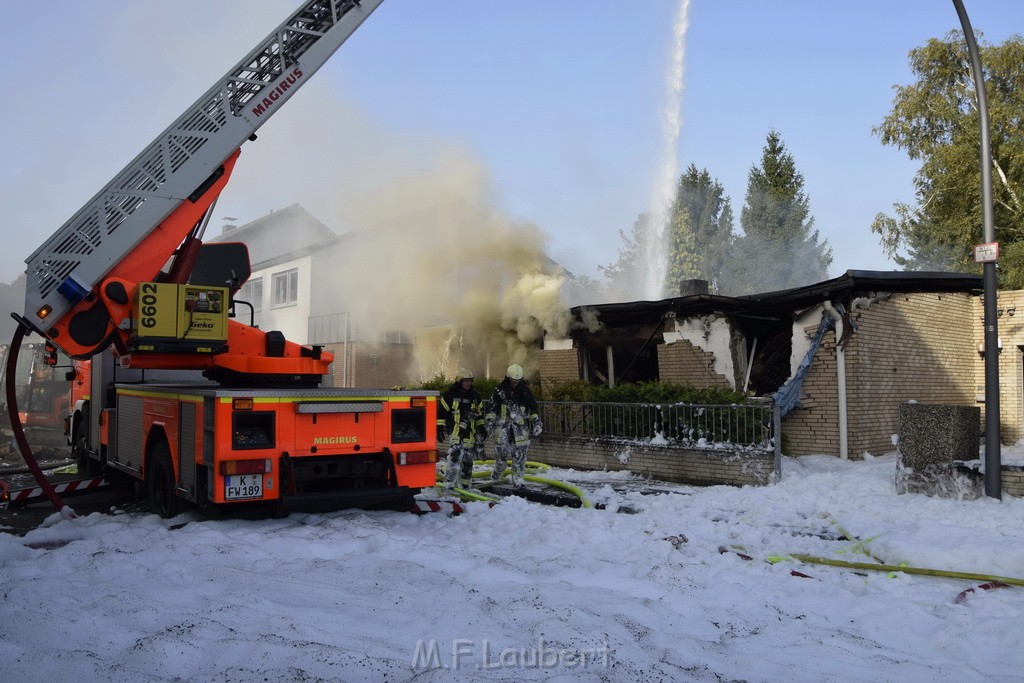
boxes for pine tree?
[603,167,736,300]
[665,164,735,295]
[732,130,832,293]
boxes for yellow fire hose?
[451,486,499,502]
[521,474,594,509]
[789,554,1024,587]
[436,460,593,508]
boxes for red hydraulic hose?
[5,322,67,512]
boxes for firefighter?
[485,363,542,487]
[437,368,485,492]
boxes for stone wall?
[896,403,980,496]
[529,436,775,487]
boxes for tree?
[602,166,736,300]
[872,32,1024,286]
[665,164,735,295]
[563,271,606,307]
[600,211,653,301]
[731,130,832,294]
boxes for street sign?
[974,242,999,263]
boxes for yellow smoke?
[314,148,571,381]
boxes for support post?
[952,0,1001,498]
[773,400,782,483]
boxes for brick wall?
[1002,468,1024,497]
[539,349,579,396]
[973,290,1024,444]
[657,339,731,388]
[848,293,976,457]
[529,436,774,487]
[781,324,840,457]
[784,293,978,458]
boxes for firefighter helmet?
[506,363,524,381]
[458,368,474,381]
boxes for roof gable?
[209,204,340,267]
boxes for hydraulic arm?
[22,0,385,376]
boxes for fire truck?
[0,339,74,458]
[13,0,438,518]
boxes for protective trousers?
[491,438,528,485]
[444,445,474,490]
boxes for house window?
[272,268,298,307]
[238,277,262,313]
[383,329,410,344]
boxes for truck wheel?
[73,435,101,476]
[148,442,181,519]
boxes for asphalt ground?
[0,470,143,537]
[1,448,146,537]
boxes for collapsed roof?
[570,270,984,327]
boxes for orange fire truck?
[0,339,74,457]
[12,0,438,517]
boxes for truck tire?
[73,433,102,477]
[72,410,101,476]
[148,442,181,518]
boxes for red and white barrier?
[4,476,108,506]
[412,497,466,515]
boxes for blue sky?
[2,0,1022,287]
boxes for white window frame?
[272,268,299,308]
[239,277,263,313]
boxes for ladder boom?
[24,0,385,337]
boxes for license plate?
[225,474,263,500]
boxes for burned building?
[541,271,989,459]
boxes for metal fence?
[536,400,782,478]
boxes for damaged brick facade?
[538,272,1005,463]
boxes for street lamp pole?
[952,0,1000,499]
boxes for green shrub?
[413,374,450,392]
[542,379,592,402]
[404,374,499,404]
[542,379,747,405]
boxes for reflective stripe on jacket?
[439,382,484,447]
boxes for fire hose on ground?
[788,553,1024,588]
[436,459,594,509]
[722,524,1024,604]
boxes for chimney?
[679,279,709,297]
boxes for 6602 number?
[140,283,159,329]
